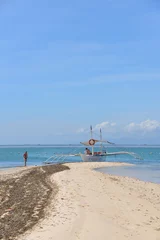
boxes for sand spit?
[18,162,160,240]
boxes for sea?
[0,145,160,184]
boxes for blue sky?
[0,0,160,144]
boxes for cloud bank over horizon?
[76,119,160,144]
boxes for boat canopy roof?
[80,139,107,146]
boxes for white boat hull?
[80,153,106,162]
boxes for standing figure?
[23,151,28,166]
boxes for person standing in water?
[23,151,28,166]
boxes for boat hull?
[80,153,106,162]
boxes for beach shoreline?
[1,162,160,240]
[18,162,160,240]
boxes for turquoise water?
[0,145,160,183]
[94,145,160,184]
[96,165,160,184]
[0,145,81,168]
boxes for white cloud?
[76,128,87,133]
[94,121,116,131]
[77,119,160,139]
[76,121,116,134]
[125,119,160,133]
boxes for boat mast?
[90,125,94,155]
[100,128,103,153]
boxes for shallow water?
[96,164,160,184]
[0,145,160,184]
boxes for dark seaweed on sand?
[0,164,69,240]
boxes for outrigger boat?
[79,126,108,162]
[79,125,141,162]
[43,125,142,164]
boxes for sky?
[0,0,160,144]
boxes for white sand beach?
[17,162,160,240]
